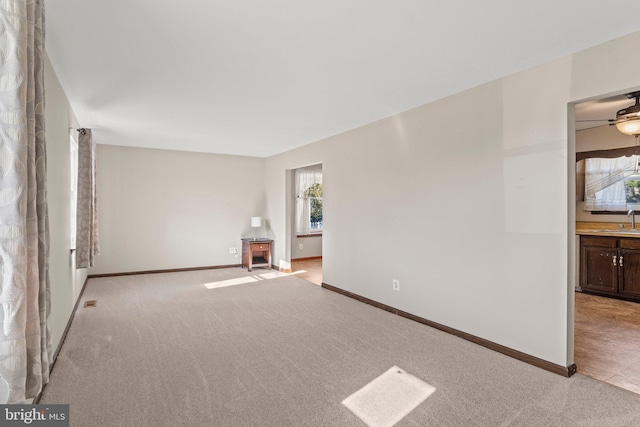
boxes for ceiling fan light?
[615,117,640,136]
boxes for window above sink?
[583,155,640,211]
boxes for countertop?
[576,221,640,238]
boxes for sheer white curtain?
[584,156,638,211]
[295,167,322,236]
[0,0,51,403]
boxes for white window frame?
[70,133,78,250]
[294,167,323,236]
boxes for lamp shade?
[615,116,640,136]
[615,93,640,136]
[251,217,262,227]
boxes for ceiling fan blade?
[577,123,613,130]
[576,119,614,122]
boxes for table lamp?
[251,216,261,240]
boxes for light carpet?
[342,365,435,427]
[39,268,640,426]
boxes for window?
[305,182,323,231]
[70,134,78,249]
[584,155,640,211]
[295,166,322,236]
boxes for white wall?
[292,235,322,259]
[44,54,87,351]
[265,31,640,368]
[90,146,266,275]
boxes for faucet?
[628,209,636,230]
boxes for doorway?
[289,164,323,285]
[573,91,640,394]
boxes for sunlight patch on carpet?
[342,366,435,427]
[204,271,293,289]
[204,276,259,289]
[257,271,291,280]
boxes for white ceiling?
[45,1,640,157]
[575,94,635,132]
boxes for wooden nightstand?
[241,238,273,272]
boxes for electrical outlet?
[392,279,400,291]
[229,247,238,254]
[299,243,303,250]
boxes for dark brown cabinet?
[241,238,273,272]
[580,235,640,301]
[619,246,640,298]
[581,237,618,294]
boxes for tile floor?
[574,291,640,394]
[291,257,322,285]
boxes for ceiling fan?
[577,91,640,136]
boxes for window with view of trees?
[305,182,323,231]
[295,166,322,236]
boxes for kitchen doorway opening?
[572,90,640,394]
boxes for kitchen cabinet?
[619,241,640,298]
[581,236,618,294]
[580,235,640,301]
